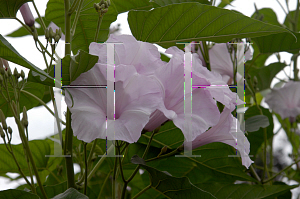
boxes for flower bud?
[7,67,12,77]
[13,68,18,77]
[11,101,18,116]
[100,0,105,4]
[54,34,60,43]
[45,28,50,40]
[22,106,28,127]
[19,3,35,27]
[33,28,38,41]
[0,66,4,75]
[253,76,258,85]
[102,8,108,14]
[20,70,25,79]
[0,59,9,70]
[58,28,62,37]
[8,127,12,134]
[0,109,7,130]
[0,126,4,139]
[49,27,55,39]
[107,0,111,6]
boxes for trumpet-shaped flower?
[185,108,253,169]
[145,46,243,142]
[265,81,300,122]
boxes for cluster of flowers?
[65,35,254,169]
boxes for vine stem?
[32,0,47,31]
[20,90,66,125]
[9,102,48,199]
[132,185,151,199]
[94,15,103,42]
[70,0,85,36]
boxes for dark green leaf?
[0,189,39,199]
[128,3,291,49]
[52,188,88,199]
[0,34,53,81]
[245,115,270,132]
[131,155,217,199]
[251,8,281,27]
[217,0,234,8]
[147,142,256,184]
[252,31,300,53]
[246,62,286,95]
[0,140,50,174]
[195,182,298,199]
[0,0,32,18]
[151,0,210,7]
[245,106,274,160]
[0,81,45,117]
[6,17,51,37]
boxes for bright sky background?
[0,0,299,197]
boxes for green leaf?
[0,81,45,117]
[246,62,286,95]
[131,155,217,199]
[0,0,32,18]
[251,8,281,27]
[284,10,300,32]
[0,189,39,199]
[0,140,50,174]
[138,121,184,150]
[128,3,291,49]
[151,0,210,7]
[112,0,153,13]
[245,115,270,132]
[217,0,234,8]
[52,188,88,199]
[149,144,255,184]
[245,106,274,160]
[37,181,67,198]
[28,50,98,86]
[6,17,51,37]
[252,31,300,53]
[195,182,298,199]
[0,34,53,81]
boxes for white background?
[0,0,299,198]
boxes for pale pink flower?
[265,81,300,122]
[19,3,35,27]
[65,35,164,143]
[185,108,253,169]
[145,46,243,142]
[192,42,252,84]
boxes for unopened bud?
[54,34,60,43]
[13,68,18,77]
[20,70,25,79]
[19,3,35,27]
[22,106,28,127]
[104,1,108,8]
[8,127,12,134]
[100,0,105,4]
[58,28,62,37]
[0,59,9,70]
[45,28,50,40]
[0,67,4,75]
[0,126,4,139]
[7,67,12,77]
[107,0,111,6]
[33,28,38,41]
[11,101,18,116]
[0,109,7,130]
[49,27,55,39]
[100,4,105,9]
[102,8,108,14]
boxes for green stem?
[202,41,211,71]
[87,144,114,182]
[69,0,81,15]
[64,109,75,188]
[94,15,103,42]
[9,103,48,199]
[20,90,66,125]
[2,139,33,190]
[263,159,300,184]
[292,55,299,81]
[70,0,85,36]
[249,165,261,183]
[87,139,98,168]
[132,185,151,199]
[32,0,47,31]
[83,142,87,195]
